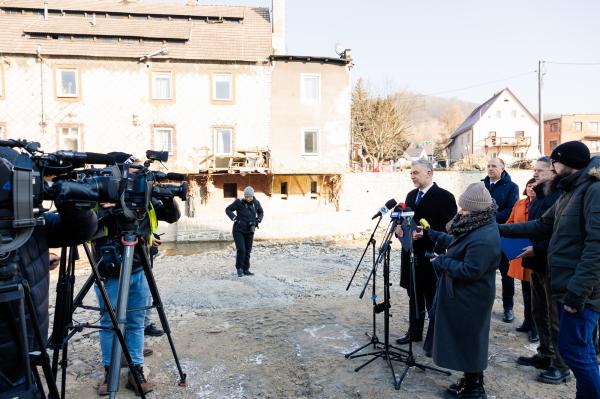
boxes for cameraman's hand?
[395,225,404,238]
[49,253,60,271]
[100,203,116,209]
[152,233,162,247]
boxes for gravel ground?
[47,239,576,399]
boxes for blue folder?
[501,237,533,260]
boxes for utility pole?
[538,60,544,155]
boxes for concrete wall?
[0,55,271,173]
[162,169,536,241]
[270,60,351,174]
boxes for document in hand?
[501,237,533,260]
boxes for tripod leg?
[138,245,187,386]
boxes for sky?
[169,0,600,115]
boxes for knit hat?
[550,141,591,170]
[243,186,255,196]
[459,182,493,212]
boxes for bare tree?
[434,102,466,161]
[352,80,412,170]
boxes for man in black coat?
[0,149,98,394]
[225,186,264,277]
[483,157,519,322]
[396,160,457,354]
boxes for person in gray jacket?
[499,141,600,398]
[427,182,501,399]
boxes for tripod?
[345,218,407,389]
[0,253,60,399]
[394,221,450,390]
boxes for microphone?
[371,198,398,219]
[53,150,116,165]
[419,218,431,230]
[401,206,414,225]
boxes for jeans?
[233,230,254,271]
[95,270,149,366]
[558,304,600,399]
[144,296,153,328]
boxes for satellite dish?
[335,43,345,56]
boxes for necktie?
[416,191,424,205]
[490,183,495,191]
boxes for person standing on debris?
[226,186,264,277]
[483,157,519,323]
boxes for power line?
[423,71,536,97]
[544,60,600,66]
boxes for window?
[303,129,319,155]
[496,110,502,118]
[301,74,320,104]
[151,71,173,100]
[488,131,496,138]
[214,127,233,155]
[59,126,81,151]
[574,122,582,132]
[514,152,523,158]
[550,123,559,132]
[212,73,234,102]
[589,122,599,133]
[153,126,174,154]
[549,140,558,150]
[280,182,288,198]
[223,183,237,198]
[310,181,318,194]
[515,131,525,138]
[511,110,517,118]
[55,67,79,98]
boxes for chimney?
[271,0,286,55]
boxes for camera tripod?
[48,227,186,399]
[0,252,60,399]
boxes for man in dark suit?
[396,160,457,355]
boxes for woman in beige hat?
[426,182,501,399]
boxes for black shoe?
[528,328,539,343]
[516,321,531,332]
[243,270,254,276]
[447,378,465,396]
[395,333,422,345]
[237,269,243,277]
[516,354,551,370]
[502,309,514,323]
[457,386,486,399]
[537,367,572,384]
[144,323,164,337]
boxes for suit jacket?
[400,183,457,289]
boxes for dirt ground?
[48,240,576,399]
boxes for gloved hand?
[427,229,443,242]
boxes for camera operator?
[93,153,181,396]
[0,147,98,394]
[225,186,264,277]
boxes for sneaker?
[96,366,109,396]
[516,354,551,370]
[125,365,154,396]
[537,367,572,384]
[144,323,164,337]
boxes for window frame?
[213,126,234,155]
[151,124,176,156]
[56,124,83,151]
[300,73,321,104]
[54,66,81,100]
[574,121,583,132]
[302,128,320,156]
[210,72,235,104]
[589,122,599,133]
[149,69,175,102]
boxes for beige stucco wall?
[0,55,271,173]
[270,60,351,174]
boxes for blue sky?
[183,0,600,114]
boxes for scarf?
[446,203,497,236]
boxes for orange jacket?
[507,197,532,281]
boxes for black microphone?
[53,150,116,165]
[371,198,398,220]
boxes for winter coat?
[483,171,519,224]
[506,197,532,282]
[399,183,457,290]
[0,209,98,383]
[521,180,561,274]
[226,198,264,234]
[431,220,501,373]
[499,157,600,312]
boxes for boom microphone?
[371,198,398,219]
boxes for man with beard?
[515,156,572,384]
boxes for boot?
[96,366,109,396]
[446,376,465,396]
[125,365,154,396]
[516,320,531,332]
[457,372,486,399]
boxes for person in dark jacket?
[0,149,98,394]
[395,160,457,357]
[428,182,501,399]
[483,157,519,323]
[226,186,264,277]
[499,141,600,398]
[515,156,571,385]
